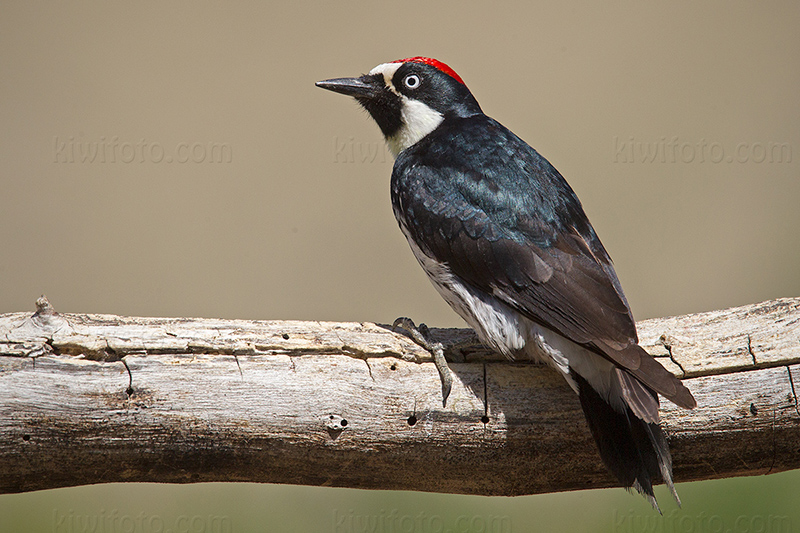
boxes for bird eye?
[403,74,421,89]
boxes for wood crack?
[659,334,687,377]
[787,366,800,418]
[364,358,374,381]
[747,334,757,365]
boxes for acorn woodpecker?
[316,57,696,509]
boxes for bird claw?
[393,317,453,407]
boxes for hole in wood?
[407,415,417,426]
[324,415,348,437]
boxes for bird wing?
[392,116,695,409]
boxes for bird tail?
[572,369,679,512]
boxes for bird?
[316,57,696,510]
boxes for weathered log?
[1,296,799,496]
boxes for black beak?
[315,74,383,99]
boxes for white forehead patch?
[369,62,402,92]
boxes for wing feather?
[392,115,695,408]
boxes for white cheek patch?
[387,98,444,156]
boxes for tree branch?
[1,296,799,495]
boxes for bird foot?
[392,317,453,407]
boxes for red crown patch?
[391,57,465,85]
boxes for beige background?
[2,1,798,531]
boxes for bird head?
[316,57,482,156]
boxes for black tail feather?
[573,370,677,511]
